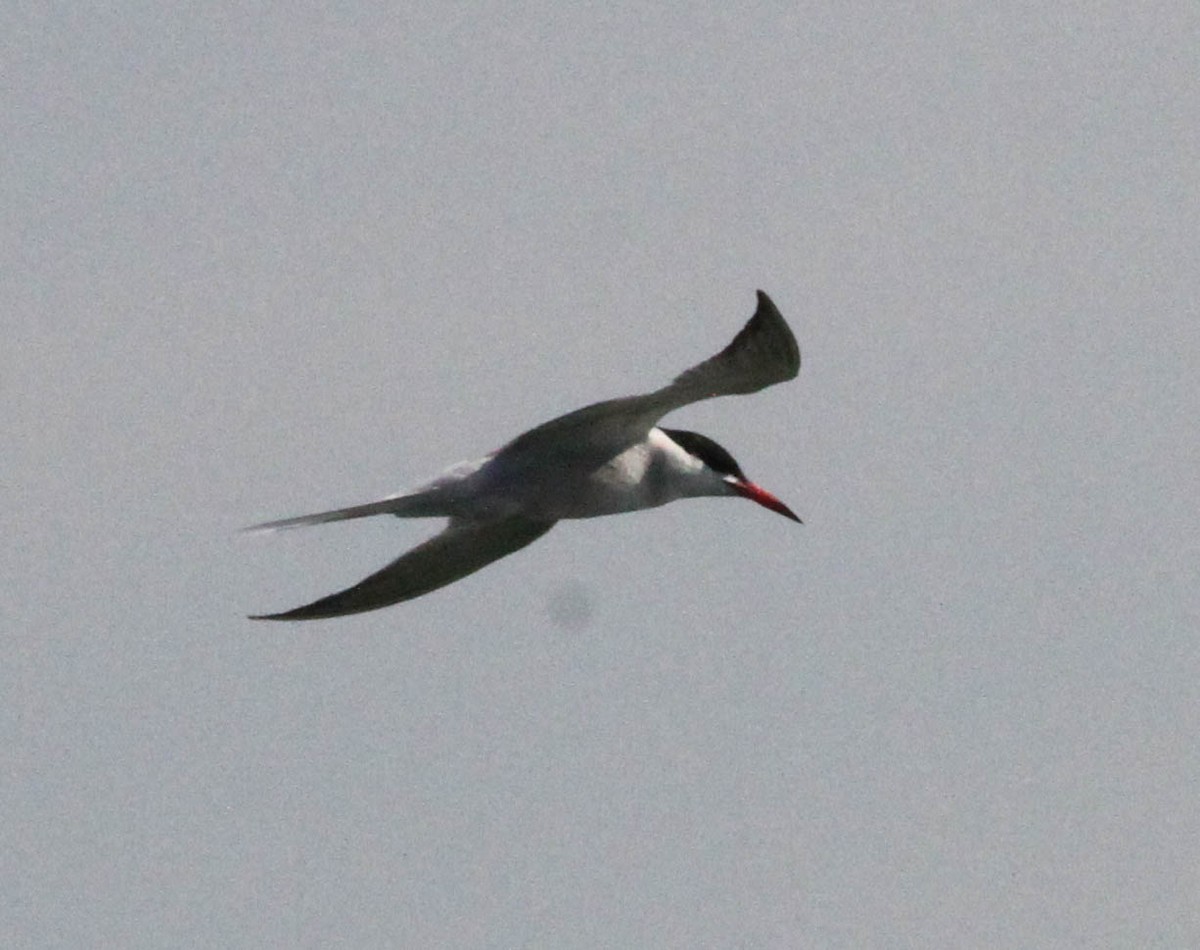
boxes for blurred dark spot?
[545,580,595,631]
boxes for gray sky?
[6,2,1199,946]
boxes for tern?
[249,290,801,620]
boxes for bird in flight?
[249,290,801,620]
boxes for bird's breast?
[515,443,676,520]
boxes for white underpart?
[465,427,730,521]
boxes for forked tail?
[243,491,445,533]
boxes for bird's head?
[661,428,802,523]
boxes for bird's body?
[250,290,802,620]
[442,428,712,522]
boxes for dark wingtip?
[749,289,799,378]
[247,607,327,621]
[754,289,779,314]
[246,584,393,621]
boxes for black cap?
[661,428,746,480]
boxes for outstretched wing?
[495,290,799,471]
[249,516,556,620]
[664,289,800,403]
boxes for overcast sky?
[6,2,1199,946]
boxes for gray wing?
[249,516,556,620]
[495,290,799,471]
[665,289,800,402]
